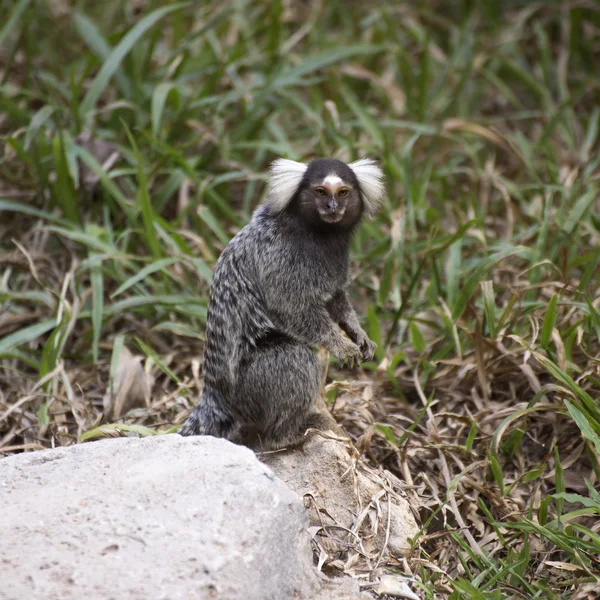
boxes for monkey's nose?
[326,198,338,211]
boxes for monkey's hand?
[341,324,376,362]
[355,330,377,362]
[329,336,362,369]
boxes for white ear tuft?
[265,158,307,213]
[348,158,385,218]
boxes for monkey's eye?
[315,187,326,197]
[338,188,349,197]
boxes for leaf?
[445,239,462,309]
[552,492,600,512]
[489,452,505,496]
[151,82,181,137]
[197,205,230,245]
[73,11,131,97]
[103,294,206,317]
[71,143,136,223]
[481,280,496,339]
[79,423,160,441]
[366,305,383,361]
[52,134,80,224]
[80,2,188,116]
[0,0,31,49]
[24,105,54,150]
[135,337,179,383]
[565,400,600,454]
[375,424,399,446]
[339,84,384,148]
[538,496,551,526]
[123,122,163,260]
[91,262,104,363]
[386,259,426,346]
[2,348,40,370]
[0,320,57,355]
[585,479,600,505]
[152,322,204,339]
[497,520,578,559]
[541,294,558,349]
[532,350,600,424]
[37,401,49,427]
[111,258,179,297]
[188,257,213,284]
[522,463,547,483]
[377,253,395,307]
[563,189,597,234]
[0,200,70,226]
[451,579,487,600]
[583,106,600,157]
[409,321,426,353]
[452,246,532,321]
[39,322,63,382]
[554,444,565,522]
[43,225,125,257]
[6,135,35,171]
[267,44,382,91]
[465,421,477,452]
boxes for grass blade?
[80,3,188,116]
[540,294,558,349]
[452,246,532,321]
[52,134,80,224]
[111,258,179,298]
[0,0,31,48]
[0,320,57,355]
[123,122,163,260]
[91,262,104,363]
[151,82,180,137]
[565,400,600,455]
[73,11,131,98]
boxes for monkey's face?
[312,175,359,224]
[295,159,364,228]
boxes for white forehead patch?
[322,173,344,187]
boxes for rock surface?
[0,435,366,600]
[262,433,419,566]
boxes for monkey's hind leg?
[179,389,235,439]
[236,341,336,451]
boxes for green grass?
[1,0,600,597]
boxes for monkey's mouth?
[318,210,345,223]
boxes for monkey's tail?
[179,389,234,438]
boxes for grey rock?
[0,435,365,600]
[262,434,419,564]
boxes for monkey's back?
[200,209,275,400]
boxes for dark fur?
[179,158,377,449]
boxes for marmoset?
[180,157,385,449]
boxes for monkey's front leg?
[326,290,376,362]
[273,304,363,368]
